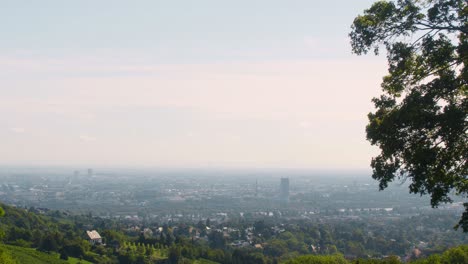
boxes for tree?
[38,234,59,252]
[264,239,288,257]
[59,250,69,260]
[208,231,226,249]
[350,0,467,230]
[0,207,5,241]
[168,246,181,264]
[442,245,468,264]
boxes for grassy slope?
[0,244,92,264]
[1,244,66,264]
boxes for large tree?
[350,0,467,230]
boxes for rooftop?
[86,230,101,240]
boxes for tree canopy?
[350,0,467,230]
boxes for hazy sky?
[0,0,387,169]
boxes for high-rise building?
[87,168,93,177]
[280,178,289,202]
[255,179,258,197]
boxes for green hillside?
[0,203,467,264]
[0,244,93,264]
[0,244,66,264]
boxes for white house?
[86,230,102,245]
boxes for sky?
[0,0,388,169]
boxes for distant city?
[0,168,463,224]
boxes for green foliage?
[38,233,61,252]
[285,246,468,264]
[0,246,18,264]
[0,244,66,264]
[59,250,68,260]
[0,202,466,264]
[265,239,289,257]
[193,258,220,264]
[283,254,348,264]
[101,229,127,246]
[410,245,468,264]
[208,231,226,249]
[232,249,266,264]
[118,239,168,263]
[168,246,181,263]
[441,245,468,264]
[350,0,468,231]
[352,256,401,264]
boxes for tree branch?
[416,22,467,34]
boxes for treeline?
[284,245,468,263]
[0,203,467,264]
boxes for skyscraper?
[280,178,289,202]
[255,179,258,197]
